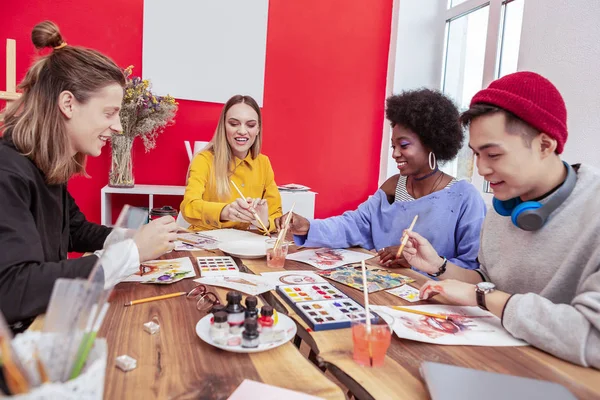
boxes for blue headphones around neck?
[492,162,577,231]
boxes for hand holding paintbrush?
[230,180,270,234]
[396,215,419,259]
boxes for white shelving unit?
[101,184,317,226]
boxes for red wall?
[1,0,392,222]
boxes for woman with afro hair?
[276,89,486,271]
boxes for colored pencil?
[124,292,187,307]
[360,260,374,367]
[391,306,451,320]
[230,180,270,234]
[396,215,419,258]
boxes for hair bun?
[31,21,64,49]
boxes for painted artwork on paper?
[370,305,528,347]
[285,248,373,270]
[123,257,196,284]
[316,265,415,293]
[175,233,219,250]
[195,273,275,296]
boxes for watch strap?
[476,287,488,311]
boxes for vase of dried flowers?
[108,65,178,188]
[109,134,135,187]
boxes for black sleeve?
[0,170,100,324]
[68,191,112,253]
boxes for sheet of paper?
[370,305,528,347]
[176,233,219,250]
[386,284,421,302]
[260,270,329,287]
[194,273,275,296]
[228,380,323,400]
[122,256,196,284]
[285,248,374,270]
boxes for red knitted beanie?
[470,71,568,153]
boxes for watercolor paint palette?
[277,283,372,331]
[196,256,239,277]
[278,283,346,302]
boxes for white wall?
[518,0,600,167]
[379,0,447,184]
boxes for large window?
[381,0,524,195]
[441,0,524,192]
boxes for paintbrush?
[274,203,295,250]
[396,215,419,258]
[360,260,374,367]
[230,180,270,234]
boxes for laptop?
[420,362,577,400]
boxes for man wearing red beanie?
[399,71,599,369]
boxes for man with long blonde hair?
[0,21,177,330]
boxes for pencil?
[124,292,187,307]
[391,306,450,320]
[396,215,419,258]
[230,180,271,234]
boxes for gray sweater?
[478,164,600,369]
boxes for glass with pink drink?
[265,238,288,268]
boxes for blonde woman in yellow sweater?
[181,95,282,232]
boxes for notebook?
[420,362,577,400]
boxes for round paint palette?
[218,239,267,259]
[195,313,296,353]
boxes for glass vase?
[109,134,135,188]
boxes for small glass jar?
[210,311,229,345]
[225,291,245,334]
[245,296,259,320]
[242,318,260,348]
[149,206,178,221]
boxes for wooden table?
[242,248,600,400]
[99,250,346,400]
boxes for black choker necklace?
[413,167,439,181]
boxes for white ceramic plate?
[195,313,297,353]
[218,239,267,259]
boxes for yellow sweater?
[181,150,282,232]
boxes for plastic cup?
[351,319,391,367]
[265,238,288,268]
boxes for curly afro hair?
[385,89,463,162]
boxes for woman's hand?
[221,198,256,223]
[249,198,269,230]
[377,246,411,268]
[275,212,310,235]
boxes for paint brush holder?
[7,331,107,399]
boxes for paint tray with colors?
[196,256,239,277]
[278,283,346,302]
[276,283,372,331]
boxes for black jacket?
[0,138,111,328]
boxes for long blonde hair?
[0,21,125,184]
[204,95,262,200]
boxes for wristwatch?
[475,282,496,311]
